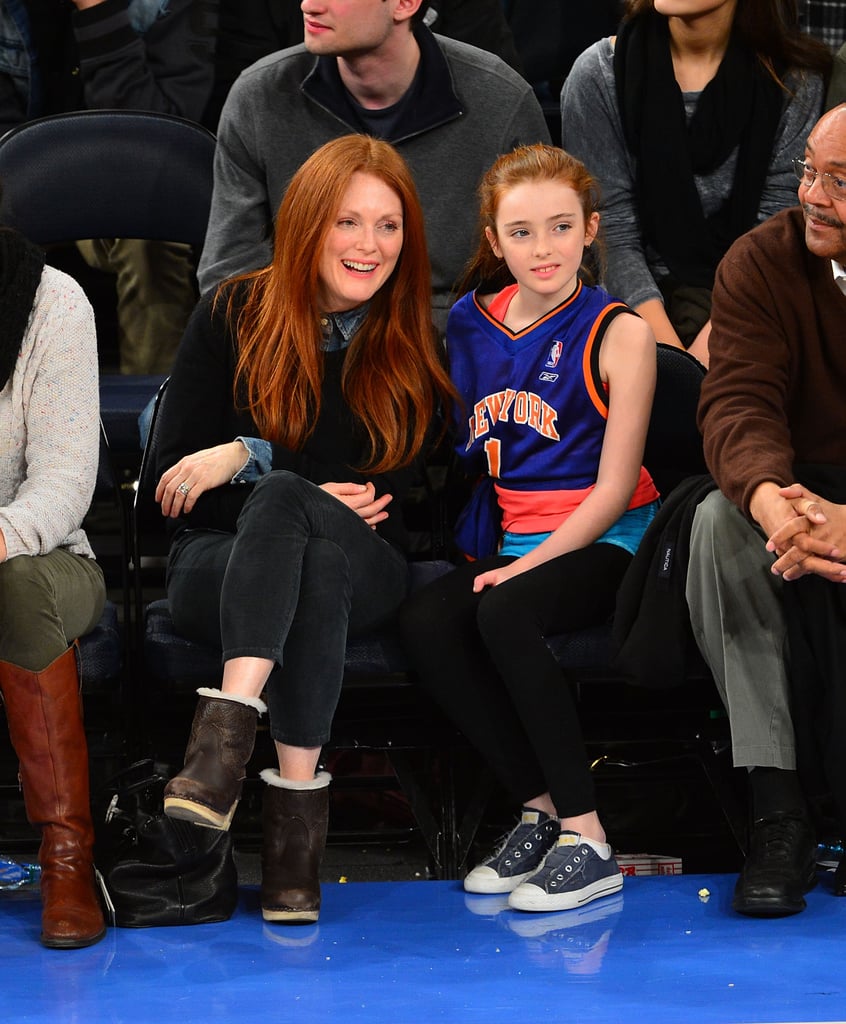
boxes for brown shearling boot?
[0,646,106,949]
[164,687,266,830]
[260,769,331,924]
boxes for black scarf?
[0,229,46,391]
[614,12,785,288]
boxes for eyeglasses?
[792,157,846,201]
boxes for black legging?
[399,543,631,818]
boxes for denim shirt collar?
[320,303,370,351]
[129,0,171,34]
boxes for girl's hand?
[156,441,248,517]
[472,562,521,592]
[321,481,392,528]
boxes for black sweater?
[156,288,420,553]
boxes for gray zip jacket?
[198,24,550,332]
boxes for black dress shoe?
[732,810,817,917]
[833,857,846,897]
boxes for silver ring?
[176,482,192,497]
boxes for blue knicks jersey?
[448,281,628,498]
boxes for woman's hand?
[320,481,392,528]
[156,441,248,518]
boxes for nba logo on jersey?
[545,341,563,368]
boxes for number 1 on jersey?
[484,437,502,478]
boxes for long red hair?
[226,135,454,472]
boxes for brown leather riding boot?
[260,769,331,924]
[163,688,266,830]
[0,646,106,949]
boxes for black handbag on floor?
[94,759,239,928]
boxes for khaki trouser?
[77,238,197,375]
[685,489,796,769]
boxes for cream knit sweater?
[0,265,99,560]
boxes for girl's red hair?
[459,144,604,296]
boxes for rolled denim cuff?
[231,437,272,483]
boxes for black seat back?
[0,109,215,249]
[643,344,707,499]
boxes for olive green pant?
[0,549,105,671]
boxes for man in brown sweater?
[685,103,846,917]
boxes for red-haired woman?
[155,135,454,925]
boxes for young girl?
[400,144,659,913]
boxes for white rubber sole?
[507,871,623,912]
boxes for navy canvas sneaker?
[464,808,559,894]
[508,831,623,912]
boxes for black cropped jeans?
[399,543,631,819]
[167,471,409,747]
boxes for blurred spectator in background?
[0,0,218,374]
[503,0,624,144]
[560,0,829,368]
[807,1,846,105]
[798,0,846,51]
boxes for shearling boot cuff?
[260,768,331,790]
[196,687,266,715]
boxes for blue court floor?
[1,871,845,1024]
